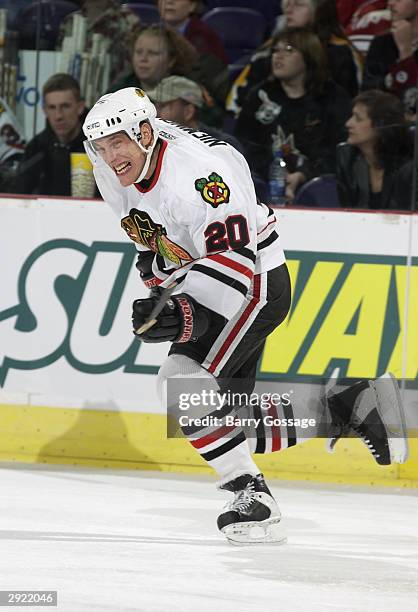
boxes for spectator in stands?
[109,24,198,93]
[338,0,370,28]
[147,75,245,153]
[337,0,389,32]
[109,25,223,127]
[16,73,87,196]
[157,0,230,104]
[363,0,418,119]
[338,1,391,56]
[59,0,140,86]
[234,28,352,201]
[227,0,363,116]
[336,89,413,209]
[158,0,228,63]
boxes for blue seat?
[122,3,160,25]
[294,175,341,208]
[17,0,78,50]
[202,7,267,63]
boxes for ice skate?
[326,372,408,465]
[217,473,286,545]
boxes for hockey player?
[83,88,408,545]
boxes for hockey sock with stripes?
[180,397,260,481]
[241,385,322,454]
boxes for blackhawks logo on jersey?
[121,209,192,265]
[194,172,230,208]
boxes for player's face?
[132,33,173,87]
[282,0,314,27]
[93,131,145,187]
[44,90,85,144]
[345,104,375,148]
[158,0,197,26]
[388,0,418,21]
[271,42,306,82]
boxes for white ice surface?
[0,465,417,612]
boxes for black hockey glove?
[132,293,210,343]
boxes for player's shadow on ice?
[37,400,161,471]
[0,530,224,547]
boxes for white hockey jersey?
[93,119,285,320]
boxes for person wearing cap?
[147,75,245,155]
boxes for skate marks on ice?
[223,530,418,590]
[0,466,417,612]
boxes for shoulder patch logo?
[121,209,192,265]
[135,88,146,98]
[194,172,230,208]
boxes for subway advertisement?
[1,197,417,483]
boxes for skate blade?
[372,372,409,464]
[221,517,287,546]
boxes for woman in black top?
[235,27,352,200]
[226,0,363,116]
[337,90,413,210]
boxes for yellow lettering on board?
[387,265,418,379]
[260,260,343,373]
[299,263,391,377]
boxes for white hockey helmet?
[83,87,160,182]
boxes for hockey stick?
[134,282,177,335]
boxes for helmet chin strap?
[134,137,157,183]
